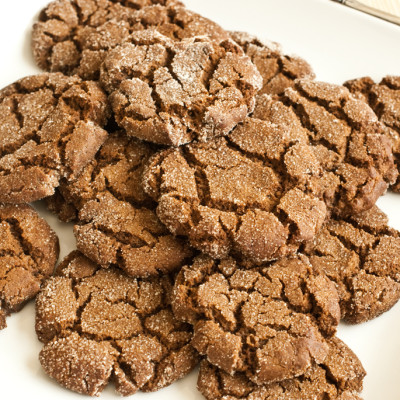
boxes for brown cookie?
[231,31,315,95]
[100,30,263,145]
[303,205,400,324]
[0,203,59,330]
[46,130,157,222]
[254,79,398,216]
[197,337,365,400]
[344,76,400,192]
[143,113,330,262]
[32,0,228,80]
[0,73,110,203]
[36,251,199,396]
[74,191,193,277]
[172,254,340,384]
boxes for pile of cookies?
[1,0,400,398]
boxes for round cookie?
[231,31,315,95]
[197,337,365,400]
[46,130,157,222]
[0,203,59,330]
[32,0,228,80]
[344,76,400,192]
[253,79,398,216]
[143,113,329,262]
[172,254,340,384]
[0,73,110,203]
[36,251,199,396]
[100,30,263,145]
[303,205,400,324]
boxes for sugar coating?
[32,0,228,80]
[143,113,328,262]
[0,203,59,330]
[303,205,400,323]
[231,31,315,95]
[36,250,199,396]
[254,79,398,216]
[0,73,110,203]
[172,254,340,384]
[100,30,263,145]
[197,337,365,400]
[345,75,400,192]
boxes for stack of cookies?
[1,0,400,398]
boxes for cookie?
[74,191,193,277]
[302,205,400,323]
[46,130,156,222]
[100,30,263,145]
[143,113,330,262]
[197,337,365,400]
[32,0,228,80]
[231,31,315,95]
[344,76,400,192]
[172,254,340,384]
[254,79,398,216]
[0,73,110,203]
[36,251,199,396]
[0,203,59,330]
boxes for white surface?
[0,0,400,398]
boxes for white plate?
[1,0,400,398]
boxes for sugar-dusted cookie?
[172,254,340,384]
[0,203,59,330]
[231,31,315,95]
[303,205,400,323]
[254,79,398,216]
[32,0,228,80]
[100,30,262,146]
[345,76,400,192]
[0,73,110,203]
[198,337,365,400]
[36,251,199,396]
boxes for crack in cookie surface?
[0,73,110,203]
[172,254,340,384]
[36,250,199,396]
[0,203,59,330]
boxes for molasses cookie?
[198,337,365,400]
[0,203,59,330]
[0,73,110,203]
[74,191,193,277]
[303,205,400,323]
[231,31,315,95]
[172,254,340,384]
[36,251,199,396]
[345,76,400,192]
[46,130,156,222]
[100,30,263,145]
[32,0,228,80]
[143,113,329,262]
[254,79,398,216]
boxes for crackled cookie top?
[0,203,59,330]
[0,73,110,203]
[32,0,228,80]
[74,191,193,277]
[303,205,400,323]
[172,254,340,384]
[143,116,328,262]
[198,337,365,400]
[254,79,398,216]
[46,130,157,222]
[100,30,262,146]
[345,76,400,192]
[36,251,199,396]
[231,31,315,95]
